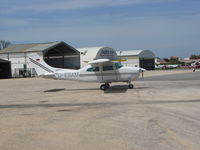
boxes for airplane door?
[101,64,117,82]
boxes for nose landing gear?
[100,83,110,90]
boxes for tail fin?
[28,53,56,76]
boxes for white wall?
[0,54,9,60]
[121,58,139,67]
[0,52,43,77]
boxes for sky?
[0,0,200,58]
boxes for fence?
[13,68,37,78]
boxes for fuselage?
[29,53,143,90]
[28,53,143,85]
[53,63,141,83]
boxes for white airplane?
[29,54,145,90]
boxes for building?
[0,41,155,78]
[117,50,155,70]
[77,47,118,67]
[0,42,118,78]
[0,41,80,78]
[0,59,11,79]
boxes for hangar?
[77,47,118,67]
[0,41,80,78]
[117,50,155,70]
[0,41,155,78]
[0,59,11,79]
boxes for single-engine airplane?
[29,53,145,90]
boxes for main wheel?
[105,83,110,89]
[129,84,134,89]
[100,84,107,90]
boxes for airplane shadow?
[44,88,66,92]
[44,88,99,92]
[43,86,150,93]
[65,88,100,91]
[104,85,128,93]
[104,86,150,93]
[133,87,151,90]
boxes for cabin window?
[103,65,114,71]
[115,62,123,69]
[87,67,99,72]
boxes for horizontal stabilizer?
[40,73,56,79]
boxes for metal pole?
[7,53,10,60]
[142,71,144,80]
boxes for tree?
[163,58,169,62]
[169,56,179,63]
[190,54,200,60]
[0,40,11,50]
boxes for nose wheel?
[100,83,110,90]
[128,83,134,89]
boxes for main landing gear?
[128,81,134,89]
[128,83,134,89]
[100,82,134,90]
[100,83,110,90]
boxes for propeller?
[139,67,146,72]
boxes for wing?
[88,59,111,64]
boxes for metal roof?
[117,50,155,58]
[116,50,144,56]
[77,47,105,52]
[0,41,62,54]
[77,47,104,54]
[77,47,105,60]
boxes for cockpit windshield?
[115,62,123,69]
[87,66,99,72]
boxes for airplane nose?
[139,68,146,72]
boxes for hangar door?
[140,58,155,70]
[44,42,80,69]
[0,59,11,79]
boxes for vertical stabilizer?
[28,53,56,76]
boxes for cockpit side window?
[115,62,123,69]
[87,66,99,72]
[103,65,114,71]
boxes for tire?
[129,84,134,89]
[100,84,107,90]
